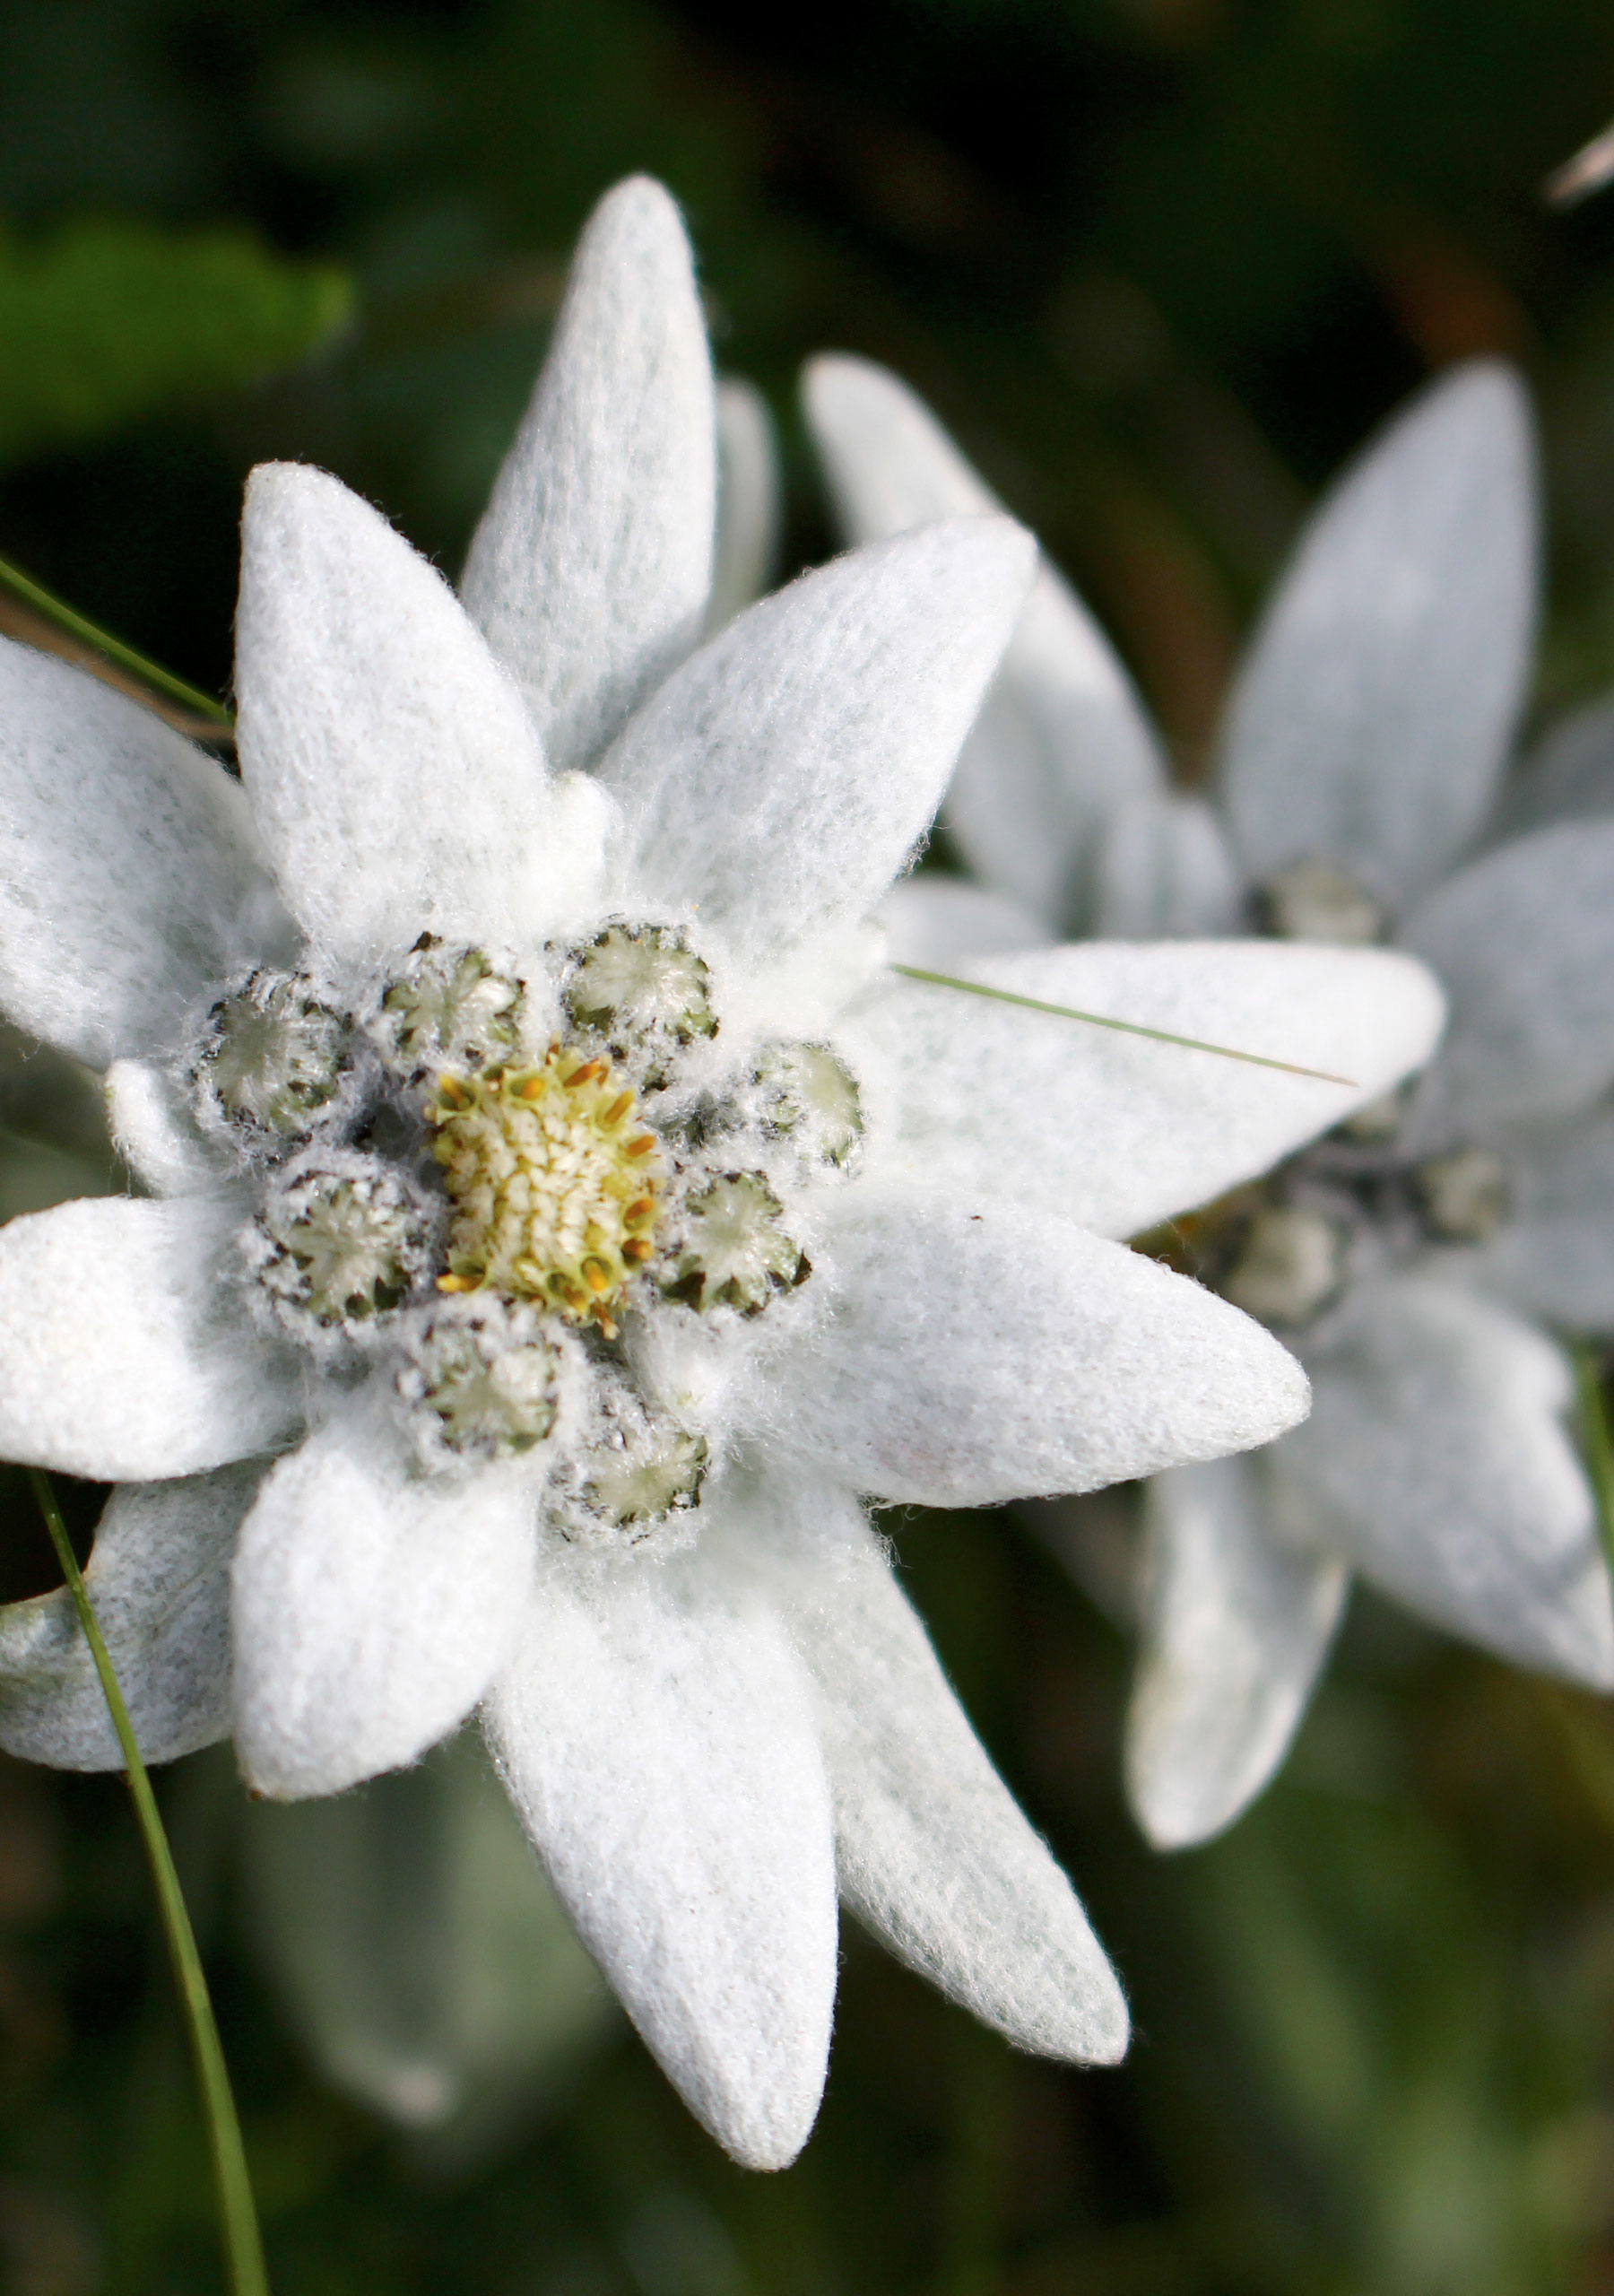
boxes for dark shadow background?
[4,3,1614,2290]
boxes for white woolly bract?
[841,940,1446,1244]
[768,1492,1131,2062]
[1126,1456,1348,1850]
[765,1189,1309,1507]
[599,518,1038,961]
[484,1548,837,2171]
[237,464,580,968]
[0,639,287,1068]
[104,1055,222,1196]
[1280,1275,1614,1686]
[232,1397,540,1798]
[461,177,716,769]
[1219,361,1537,915]
[803,352,1164,933]
[0,1465,261,1769]
[0,1194,299,1480]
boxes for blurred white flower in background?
[0,177,1440,2169]
[808,351,1614,1850]
[239,1728,617,2163]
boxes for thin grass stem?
[1572,1344,1614,1582]
[29,1470,269,2296]
[0,553,233,726]
[889,963,1358,1086]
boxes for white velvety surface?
[803,353,1164,929]
[486,1552,838,2170]
[876,875,1053,967]
[104,1057,222,1196]
[1474,1108,1614,1330]
[1283,1275,1614,1684]
[1219,362,1535,914]
[236,464,559,965]
[707,378,781,635]
[1126,1456,1349,1850]
[0,171,1440,2147]
[778,1501,1129,2061]
[0,1194,299,1479]
[0,1464,263,1767]
[1091,791,1245,940]
[1494,691,1614,839]
[772,1189,1309,1505]
[846,941,1445,1240]
[0,640,279,1067]
[460,177,716,768]
[601,518,1037,959]
[804,352,1007,532]
[232,1402,538,1797]
[1401,819,1614,1148]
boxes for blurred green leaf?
[0,218,351,470]
[239,1728,616,2170]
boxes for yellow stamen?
[429,1048,666,1326]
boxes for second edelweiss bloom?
[806,347,1614,1854]
[0,181,1436,2167]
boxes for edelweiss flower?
[0,181,1433,2167]
[807,352,1614,1850]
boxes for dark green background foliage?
[4,2,1614,2289]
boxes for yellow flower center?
[428,1046,664,1336]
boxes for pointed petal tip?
[240,459,384,575]
[1415,355,1532,445]
[1126,1714,1270,1853]
[242,455,338,517]
[1088,1979,1131,2066]
[801,357,1021,570]
[1375,944,1449,1076]
[1130,1782,1238,1855]
[1219,357,1536,911]
[1315,944,1448,1106]
[782,1195,1313,1507]
[799,353,991,500]
[1533,1574,1614,1693]
[563,175,699,326]
[231,1709,376,1804]
[1129,1721,1297,1850]
[891,511,1037,613]
[459,169,711,773]
[1354,357,1534,499]
[487,1561,836,2177]
[603,514,1036,953]
[1240,1326,1312,1448]
[1033,1955,1130,2065]
[1123,1457,1346,1857]
[801,349,904,424]
[242,458,415,568]
[703,2087,821,2173]
[584,171,691,253]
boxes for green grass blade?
[889,963,1358,1087]
[1572,1344,1614,1581]
[0,552,233,726]
[30,1470,269,2296]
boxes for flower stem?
[889,964,1358,1086]
[1572,1343,1614,1582]
[29,1469,269,2296]
[0,552,233,726]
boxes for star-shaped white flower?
[806,350,1614,1851]
[0,181,1436,2163]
